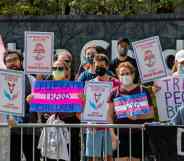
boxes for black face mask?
[95,67,106,76]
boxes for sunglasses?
[52,67,64,71]
[64,60,71,63]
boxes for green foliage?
[0,0,183,16]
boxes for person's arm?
[107,102,119,150]
[77,72,85,82]
[75,65,84,80]
[128,87,155,120]
[107,102,116,136]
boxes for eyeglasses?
[52,67,64,71]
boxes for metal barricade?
[0,123,146,161]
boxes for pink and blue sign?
[30,80,84,112]
[113,92,151,119]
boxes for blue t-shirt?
[78,71,96,82]
[78,70,115,82]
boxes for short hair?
[94,54,109,65]
[117,38,130,45]
[3,50,23,64]
[117,61,135,74]
[96,46,108,55]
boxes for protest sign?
[0,69,24,116]
[114,92,151,119]
[30,80,84,112]
[24,31,54,74]
[155,75,184,121]
[132,36,167,83]
[81,81,112,123]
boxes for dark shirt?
[109,56,140,83]
[108,85,153,124]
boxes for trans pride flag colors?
[30,80,84,112]
[113,92,151,119]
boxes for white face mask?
[120,75,133,86]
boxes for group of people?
[2,37,184,161]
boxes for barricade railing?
[0,123,146,161]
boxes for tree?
[0,0,183,16]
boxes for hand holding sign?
[25,32,54,74]
[81,81,112,123]
[30,80,84,112]
[155,75,184,121]
[114,92,151,119]
[26,94,33,103]
[152,84,161,94]
[132,36,167,83]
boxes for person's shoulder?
[111,86,120,94]
[78,71,88,80]
[108,86,120,102]
[126,56,138,68]
[78,70,95,81]
[126,56,135,62]
[109,76,120,86]
[111,58,119,64]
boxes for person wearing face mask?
[77,46,97,82]
[93,54,120,87]
[28,61,80,161]
[109,38,140,83]
[51,61,70,80]
[107,62,154,161]
[49,61,80,161]
[54,49,75,80]
[84,54,119,161]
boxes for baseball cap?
[175,50,184,62]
